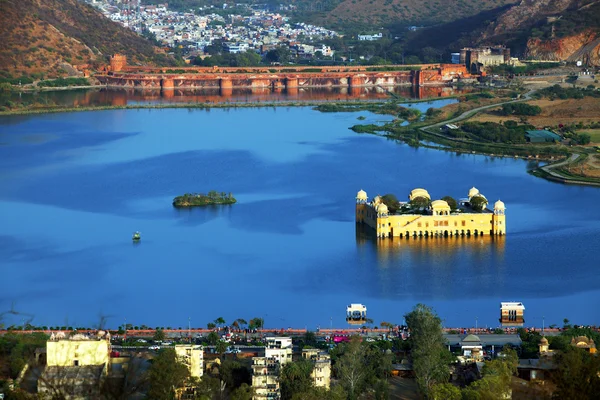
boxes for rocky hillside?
[0,0,175,80]
[479,0,600,64]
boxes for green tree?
[441,196,458,211]
[469,195,487,212]
[147,348,190,400]
[249,317,264,330]
[405,304,452,398]
[280,358,315,400]
[230,383,253,400]
[235,318,247,330]
[431,383,461,400]
[552,347,600,399]
[336,336,367,399]
[207,331,219,345]
[410,196,431,209]
[216,339,229,356]
[220,359,251,391]
[214,317,226,328]
[381,194,400,214]
[153,328,166,342]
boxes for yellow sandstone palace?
[355,187,506,239]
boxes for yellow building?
[252,356,280,400]
[356,187,506,238]
[46,332,110,373]
[174,344,204,379]
[39,331,111,399]
[302,349,331,389]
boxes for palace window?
[462,221,466,226]
[417,222,422,227]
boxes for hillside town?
[85,0,338,60]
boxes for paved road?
[420,89,536,135]
[540,153,580,178]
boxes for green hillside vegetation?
[0,0,176,79]
[530,1,600,40]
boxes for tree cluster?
[459,121,529,144]
[501,103,542,117]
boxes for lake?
[1,101,599,330]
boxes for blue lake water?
[1,103,599,330]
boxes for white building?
[265,337,292,366]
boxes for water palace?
[355,187,506,239]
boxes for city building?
[174,344,204,378]
[265,337,293,366]
[500,302,525,326]
[460,46,511,73]
[302,349,331,389]
[355,187,506,239]
[346,303,367,323]
[358,33,383,41]
[252,356,280,400]
[38,331,112,399]
[451,53,461,64]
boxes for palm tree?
[214,317,226,328]
[216,339,229,356]
[236,319,247,331]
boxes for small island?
[173,191,237,208]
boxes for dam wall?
[95,64,475,91]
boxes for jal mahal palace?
[355,187,506,239]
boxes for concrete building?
[39,331,111,399]
[460,46,511,73]
[302,349,331,389]
[265,337,292,366]
[174,344,204,378]
[500,302,525,326]
[356,187,506,239]
[252,356,280,400]
[46,332,110,373]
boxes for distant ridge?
[0,0,176,79]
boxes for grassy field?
[469,98,600,127]
[579,129,600,143]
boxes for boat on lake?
[132,231,141,241]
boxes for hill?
[318,0,519,27]
[0,0,175,81]
[402,0,600,65]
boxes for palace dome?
[540,337,549,345]
[356,189,368,201]
[376,203,389,214]
[409,188,430,201]
[494,200,505,210]
[462,334,481,343]
[431,200,450,209]
[468,187,480,199]
[373,195,382,205]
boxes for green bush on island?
[173,191,236,207]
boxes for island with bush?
[172,191,236,208]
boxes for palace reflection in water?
[356,223,506,265]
